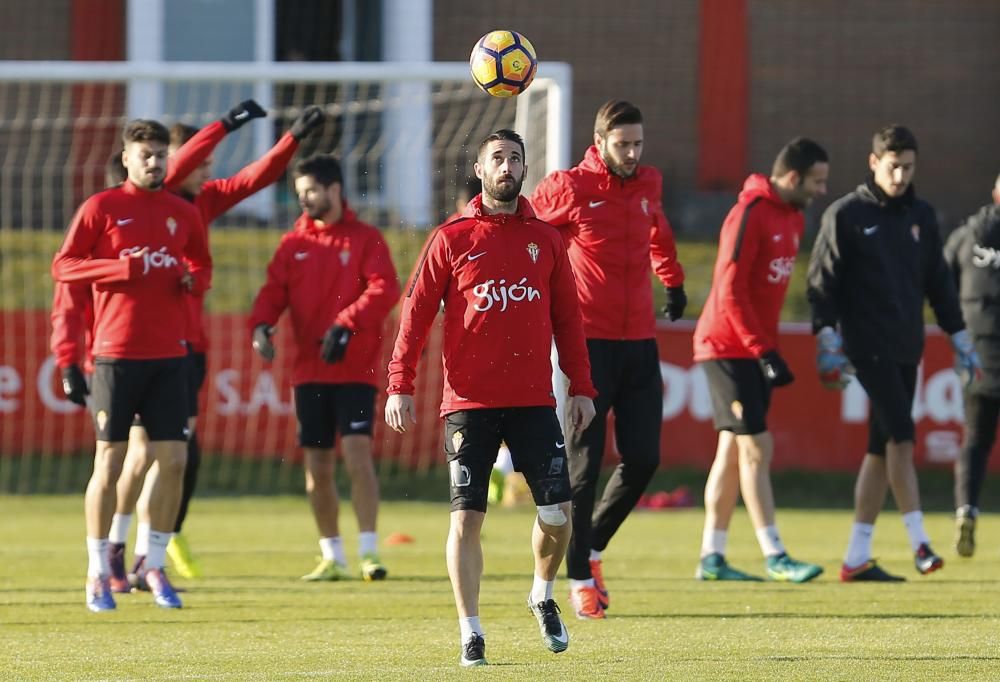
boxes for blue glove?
[950,330,982,388]
[816,326,853,390]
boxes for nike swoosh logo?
[467,252,487,261]
[772,234,782,242]
[588,200,606,208]
[235,111,250,120]
[863,225,878,236]
[349,420,369,429]
[555,442,565,449]
[294,251,309,260]
[116,218,133,226]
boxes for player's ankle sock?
[109,513,132,545]
[146,530,171,569]
[530,574,554,603]
[844,522,875,566]
[569,578,595,590]
[902,511,931,551]
[86,537,110,577]
[701,528,728,558]
[589,549,602,562]
[459,616,483,643]
[319,536,346,565]
[755,525,786,558]
[358,531,378,557]
[135,522,151,557]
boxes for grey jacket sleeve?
[925,211,965,335]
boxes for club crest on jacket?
[527,242,539,264]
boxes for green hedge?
[0,227,815,320]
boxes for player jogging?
[385,129,597,667]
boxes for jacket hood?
[858,174,916,209]
[294,200,358,232]
[462,193,537,219]
[739,173,787,207]
[578,145,651,186]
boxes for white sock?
[569,578,595,590]
[589,549,602,562]
[530,574,554,604]
[358,531,378,557]
[459,616,483,643]
[146,530,171,569]
[86,537,110,577]
[844,522,875,567]
[902,511,930,552]
[109,513,132,545]
[134,522,150,557]
[755,525,786,558]
[701,528,728,558]
[319,536,346,565]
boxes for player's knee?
[537,503,569,526]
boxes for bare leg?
[145,440,187,532]
[86,441,128,538]
[703,432,740,535]
[532,502,573,580]
[341,435,378,533]
[304,447,339,538]
[116,425,153,516]
[854,454,889,524]
[736,432,776,530]
[447,510,485,618]
[885,440,920,514]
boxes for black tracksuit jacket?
[944,203,1000,394]
[807,177,965,364]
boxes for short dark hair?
[169,123,198,148]
[459,177,482,201]
[872,124,918,158]
[478,129,525,162]
[772,137,829,178]
[105,150,126,187]
[293,153,343,187]
[122,119,169,146]
[594,100,643,139]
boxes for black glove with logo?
[289,105,325,141]
[252,324,276,362]
[221,99,266,132]
[320,325,352,364]
[663,286,687,321]
[760,350,794,387]
[61,364,89,406]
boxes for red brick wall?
[434,1,1000,231]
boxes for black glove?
[289,105,325,141]
[252,324,276,362]
[320,325,352,364]
[760,350,794,387]
[663,286,687,321]
[221,99,266,132]
[61,364,89,406]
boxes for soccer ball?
[469,30,537,97]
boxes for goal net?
[0,60,571,494]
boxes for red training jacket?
[388,195,597,415]
[249,205,401,387]
[50,281,95,371]
[167,121,301,352]
[529,145,684,340]
[693,174,804,360]
[51,181,211,360]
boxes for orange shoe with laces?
[569,585,606,620]
[589,559,609,609]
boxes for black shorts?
[700,358,771,435]
[294,383,376,448]
[444,406,570,513]
[852,356,917,455]
[91,356,189,442]
[187,351,207,418]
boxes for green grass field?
[3,496,1000,680]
